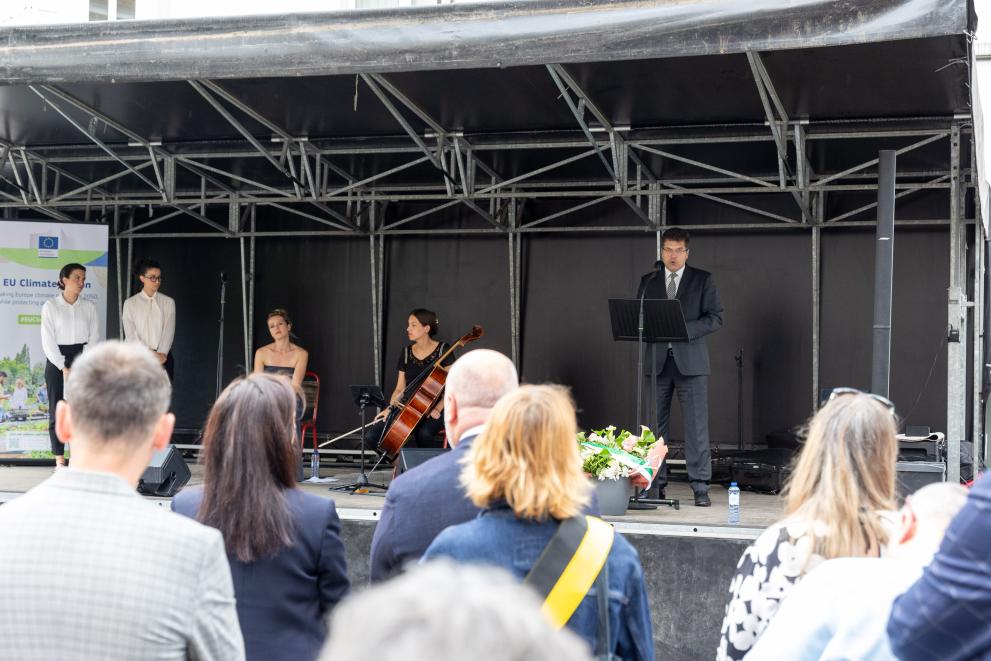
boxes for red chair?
[300,371,320,452]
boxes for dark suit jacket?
[368,435,480,583]
[172,486,350,661]
[637,264,724,376]
[887,474,991,660]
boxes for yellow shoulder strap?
[541,515,615,629]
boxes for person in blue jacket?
[423,384,655,661]
[173,373,349,661]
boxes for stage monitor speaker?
[396,447,448,476]
[896,460,945,502]
[138,445,191,497]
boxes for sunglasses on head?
[827,387,896,414]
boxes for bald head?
[444,350,518,444]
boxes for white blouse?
[40,293,101,370]
[122,291,176,355]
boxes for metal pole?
[871,150,896,398]
[973,208,985,468]
[812,192,824,410]
[370,201,382,385]
[508,201,520,367]
[239,227,250,372]
[248,205,256,357]
[114,204,123,338]
[947,125,965,484]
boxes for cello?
[377,325,483,460]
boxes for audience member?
[423,385,654,660]
[747,482,967,661]
[319,561,592,661]
[369,348,518,582]
[0,341,244,661]
[717,389,899,660]
[173,373,349,661]
[887,473,991,660]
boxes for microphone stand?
[215,272,227,399]
[635,267,661,427]
[631,265,679,511]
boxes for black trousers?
[162,351,174,383]
[650,350,712,495]
[45,343,86,456]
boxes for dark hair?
[198,374,297,563]
[267,308,291,325]
[134,258,161,278]
[0,371,6,378]
[662,227,691,247]
[57,263,86,290]
[409,308,439,337]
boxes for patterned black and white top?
[716,519,828,661]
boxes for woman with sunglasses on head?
[122,258,176,382]
[40,262,100,470]
[716,389,900,660]
[173,373,349,661]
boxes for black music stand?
[608,298,687,510]
[332,385,389,494]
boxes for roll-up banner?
[0,221,108,461]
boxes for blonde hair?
[461,385,591,521]
[783,393,898,563]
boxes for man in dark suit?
[637,227,723,506]
[369,349,519,583]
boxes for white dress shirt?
[122,291,176,355]
[40,293,101,370]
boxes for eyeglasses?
[827,387,896,414]
[662,247,688,255]
[142,275,162,282]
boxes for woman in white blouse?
[41,263,100,468]
[122,258,176,382]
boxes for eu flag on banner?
[37,236,59,258]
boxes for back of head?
[66,341,170,446]
[898,482,968,557]
[319,561,592,661]
[445,349,519,409]
[785,393,898,560]
[198,373,297,563]
[462,384,591,521]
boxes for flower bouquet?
[578,426,666,515]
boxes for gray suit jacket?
[0,469,245,661]
[638,264,724,376]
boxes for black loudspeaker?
[138,445,191,497]
[896,460,945,502]
[396,447,448,476]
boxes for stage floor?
[0,462,783,539]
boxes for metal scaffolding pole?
[947,123,966,484]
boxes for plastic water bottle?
[310,450,320,479]
[728,482,741,525]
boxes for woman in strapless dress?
[254,308,309,479]
[253,308,308,388]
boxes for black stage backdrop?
[107,227,958,447]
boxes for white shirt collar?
[139,290,158,301]
[55,293,82,307]
[665,265,686,279]
[456,423,487,445]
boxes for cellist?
[369,308,455,449]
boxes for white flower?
[737,574,760,602]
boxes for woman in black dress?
[372,308,454,449]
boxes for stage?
[0,461,783,661]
